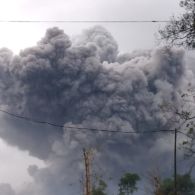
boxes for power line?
[1,108,194,195]
[0,109,64,128]
[0,108,175,134]
[178,130,194,139]
[0,20,170,23]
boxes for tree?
[145,168,163,195]
[159,0,195,48]
[92,179,107,195]
[160,87,195,171]
[160,174,195,195]
[118,173,140,195]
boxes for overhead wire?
[0,20,170,23]
[0,108,175,134]
[0,18,191,135]
[0,16,194,195]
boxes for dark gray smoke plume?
[0,26,192,195]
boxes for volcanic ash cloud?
[0,26,190,195]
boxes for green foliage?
[92,179,107,195]
[160,174,195,195]
[118,173,140,195]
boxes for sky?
[0,1,192,195]
[0,0,183,53]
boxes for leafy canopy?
[159,0,195,48]
[118,173,140,195]
[160,174,195,195]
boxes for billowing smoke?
[0,26,191,195]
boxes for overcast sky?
[0,0,183,53]
[0,0,185,193]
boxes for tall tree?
[160,174,195,195]
[145,168,163,195]
[92,179,107,195]
[160,87,195,171]
[118,173,140,195]
[159,0,195,48]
